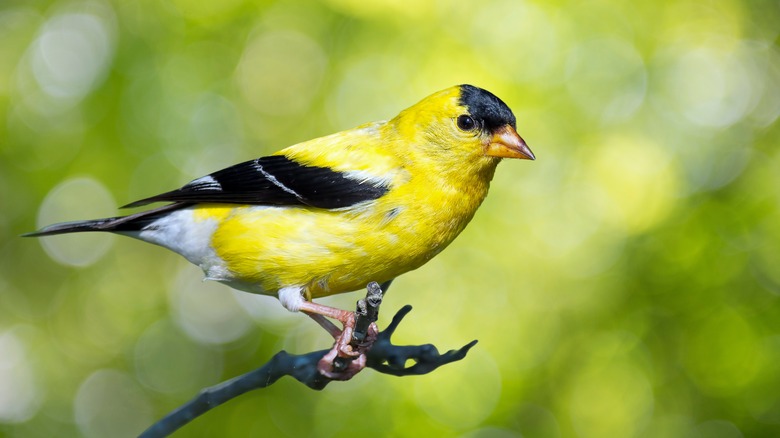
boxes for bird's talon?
[316,306,380,379]
[317,346,367,380]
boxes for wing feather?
[123,155,389,209]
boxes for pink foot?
[317,316,379,380]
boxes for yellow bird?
[27,84,534,338]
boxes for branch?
[367,305,478,376]
[139,283,477,438]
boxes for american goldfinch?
[28,84,534,330]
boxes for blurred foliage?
[1,0,779,437]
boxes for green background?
[2,0,779,437]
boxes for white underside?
[122,207,305,311]
[123,209,232,283]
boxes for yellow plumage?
[29,84,534,313]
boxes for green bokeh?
[1,0,779,437]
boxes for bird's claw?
[314,280,384,379]
[317,348,366,380]
[317,320,379,380]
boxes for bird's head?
[391,84,534,169]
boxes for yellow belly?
[197,181,484,299]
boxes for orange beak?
[484,125,535,160]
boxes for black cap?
[458,85,517,132]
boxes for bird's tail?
[23,203,187,237]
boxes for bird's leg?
[278,286,352,338]
[278,283,388,379]
[298,301,354,325]
[303,283,386,380]
[305,313,342,339]
[298,301,365,359]
[279,282,392,340]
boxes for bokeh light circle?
[236,29,327,116]
[134,319,223,395]
[169,266,256,345]
[29,2,117,105]
[565,38,647,122]
[414,351,502,430]
[74,369,152,438]
[0,329,42,423]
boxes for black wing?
[123,155,389,209]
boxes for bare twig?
[138,282,476,438]
[366,304,478,376]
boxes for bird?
[26,84,534,375]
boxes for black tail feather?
[23,203,189,237]
[23,218,124,237]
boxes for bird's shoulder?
[278,120,405,180]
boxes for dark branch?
[366,305,478,376]
[138,349,332,438]
[139,283,477,438]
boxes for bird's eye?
[456,115,477,131]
